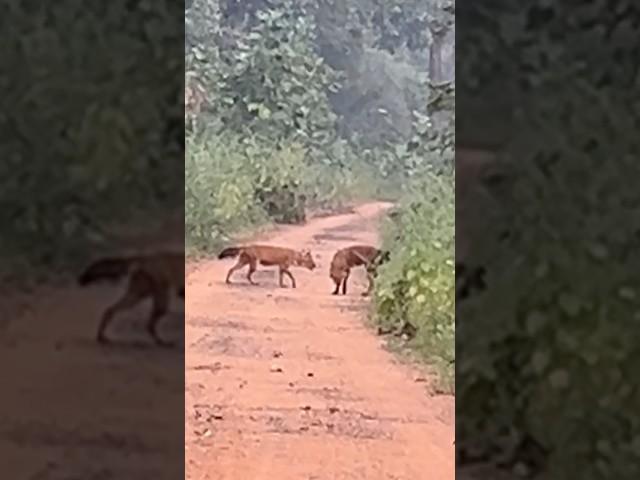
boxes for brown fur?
[218,245,316,288]
[77,252,184,346]
[329,245,389,296]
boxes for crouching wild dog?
[77,252,184,346]
[330,245,390,296]
[218,245,316,288]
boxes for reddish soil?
[186,202,454,480]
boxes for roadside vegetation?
[456,2,640,478]
[374,169,454,391]
[373,84,454,392]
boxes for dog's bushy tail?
[218,247,241,259]
[77,257,135,286]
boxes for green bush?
[185,131,387,255]
[457,104,640,478]
[374,170,454,390]
[1,1,183,278]
[185,134,266,253]
[457,2,640,477]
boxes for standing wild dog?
[218,245,316,287]
[77,251,184,346]
[329,245,390,296]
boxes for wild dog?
[77,252,184,346]
[329,245,390,296]
[218,245,316,288]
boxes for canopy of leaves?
[186,0,454,149]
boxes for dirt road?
[1,221,185,479]
[186,202,454,480]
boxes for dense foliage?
[457,2,640,478]
[185,132,381,252]
[1,1,183,276]
[185,0,454,252]
[374,169,454,390]
[372,81,455,391]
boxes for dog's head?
[298,249,316,270]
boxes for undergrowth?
[185,132,388,255]
[373,170,455,392]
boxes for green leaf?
[526,311,547,334]
[618,287,636,300]
[549,369,569,389]
[258,105,272,119]
[531,350,550,373]
[558,293,582,317]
